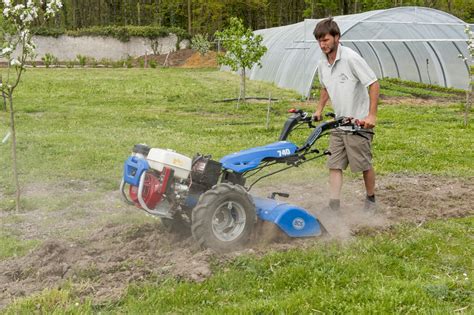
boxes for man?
[313,17,380,212]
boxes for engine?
[120,144,223,217]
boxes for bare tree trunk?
[8,91,20,211]
[278,1,282,26]
[137,1,141,25]
[2,91,6,112]
[187,0,192,34]
[240,67,246,102]
[98,0,101,25]
[72,0,77,28]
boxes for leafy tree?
[215,17,267,101]
[20,0,474,33]
[0,0,62,211]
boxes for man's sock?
[366,194,375,202]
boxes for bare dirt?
[1,174,473,308]
[291,94,465,109]
[180,51,218,68]
[138,49,218,68]
[378,94,465,105]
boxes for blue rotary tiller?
[120,109,362,251]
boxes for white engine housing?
[146,148,192,180]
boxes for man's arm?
[363,81,379,128]
[314,88,329,121]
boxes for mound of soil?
[180,51,218,68]
[143,49,195,67]
[1,174,473,308]
[137,49,218,68]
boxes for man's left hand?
[362,114,376,129]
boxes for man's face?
[317,34,339,55]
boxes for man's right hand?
[313,111,323,121]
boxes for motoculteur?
[120,109,365,251]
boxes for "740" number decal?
[277,149,291,157]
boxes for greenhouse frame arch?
[240,6,472,97]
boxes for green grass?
[0,68,472,197]
[379,78,466,98]
[312,76,466,99]
[0,68,472,312]
[5,217,473,313]
[0,233,39,260]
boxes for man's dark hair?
[313,17,341,40]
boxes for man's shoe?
[329,199,340,211]
[363,195,377,213]
[323,199,341,215]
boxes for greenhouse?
[243,6,472,97]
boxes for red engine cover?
[129,168,173,209]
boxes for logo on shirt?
[339,73,349,83]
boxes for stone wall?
[2,34,191,62]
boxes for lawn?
[0,68,472,192]
[0,68,472,313]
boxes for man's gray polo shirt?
[318,45,377,120]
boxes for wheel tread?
[191,183,255,251]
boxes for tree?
[0,0,62,211]
[215,17,267,101]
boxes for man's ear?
[334,34,340,42]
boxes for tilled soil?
[1,174,473,308]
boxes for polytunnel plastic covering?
[228,7,472,97]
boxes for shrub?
[66,60,76,68]
[89,57,98,67]
[76,55,87,67]
[31,26,189,43]
[149,60,157,69]
[125,55,134,68]
[191,33,211,56]
[99,58,113,68]
[113,60,124,68]
[31,26,65,38]
[41,53,58,68]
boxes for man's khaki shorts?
[327,130,374,172]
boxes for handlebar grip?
[313,114,322,122]
[355,119,366,127]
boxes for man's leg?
[363,166,375,196]
[329,168,343,210]
[363,166,376,211]
[329,168,343,199]
[326,132,347,211]
[345,132,376,211]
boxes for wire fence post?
[266,92,272,129]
